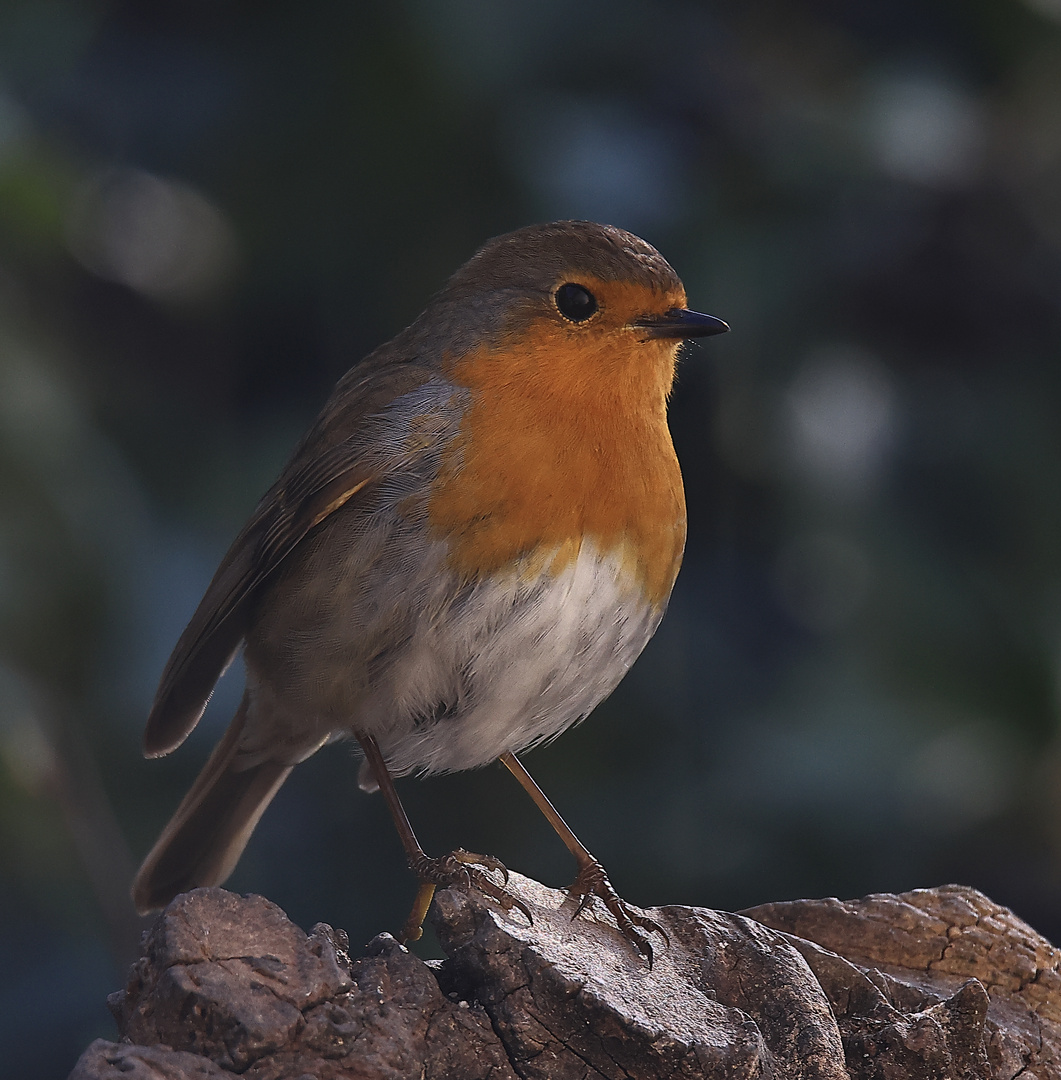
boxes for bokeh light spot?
[66,168,238,303]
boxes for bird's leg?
[357,734,530,941]
[499,751,666,964]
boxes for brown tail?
[131,696,293,915]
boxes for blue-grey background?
[3,1,1061,1074]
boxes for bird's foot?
[400,848,532,942]
[567,859,668,965]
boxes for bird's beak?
[634,309,730,339]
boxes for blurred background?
[3,0,1061,1072]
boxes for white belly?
[243,528,662,778]
[362,541,661,776]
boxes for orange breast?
[428,329,687,610]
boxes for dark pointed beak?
[635,309,730,339]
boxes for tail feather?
[132,698,293,915]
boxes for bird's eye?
[554,283,598,322]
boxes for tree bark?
[70,875,1059,1079]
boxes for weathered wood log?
[70,876,1059,1079]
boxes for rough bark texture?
[70,876,1059,1080]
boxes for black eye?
[554,283,598,322]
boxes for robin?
[131,220,728,960]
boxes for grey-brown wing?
[143,368,463,758]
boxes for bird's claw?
[400,848,530,943]
[567,859,667,966]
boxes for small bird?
[132,220,728,959]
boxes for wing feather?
[143,363,456,757]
